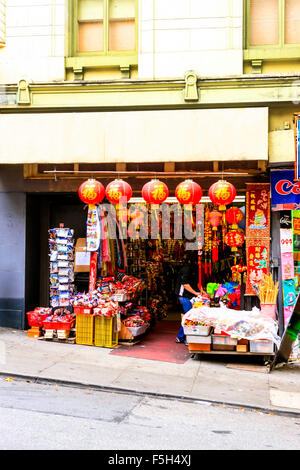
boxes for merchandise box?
[183,325,212,336]
[186,335,212,344]
[212,335,238,346]
[188,343,211,352]
[74,238,91,273]
[249,340,274,353]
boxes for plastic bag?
[182,305,281,347]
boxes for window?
[247,0,300,48]
[75,0,137,54]
[0,0,6,47]
[285,0,300,44]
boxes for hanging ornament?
[224,230,244,252]
[175,180,202,235]
[208,210,221,262]
[78,179,105,206]
[204,207,212,276]
[209,210,222,231]
[208,180,236,211]
[106,179,132,239]
[105,179,132,204]
[175,180,202,205]
[142,179,169,204]
[225,206,244,229]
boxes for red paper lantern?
[208,180,236,211]
[106,179,132,204]
[175,180,202,205]
[142,179,169,204]
[225,230,244,252]
[78,179,105,205]
[209,210,222,231]
[225,206,244,229]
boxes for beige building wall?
[0,0,65,83]
[0,0,244,84]
[139,0,243,79]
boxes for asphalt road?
[0,376,300,451]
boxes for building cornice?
[1,73,300,112]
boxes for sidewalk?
[1,327,300,417]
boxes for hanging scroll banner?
[245,239,270,295]
[89,252,98,292]
[246,183,270,238]
[245,183,271,295]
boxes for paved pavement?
[1,327,300,417]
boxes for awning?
[0,107,268,164]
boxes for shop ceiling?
[23,161,268,194]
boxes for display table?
[183,304,280,362]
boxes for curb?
[1,371,300,419]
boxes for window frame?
[0,0,6,47]
[67,0,138,64]
[244,0,300,60]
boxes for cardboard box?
[188,343,211,352]
[237,339,248,352]
[186,335,211,344]
[28,327,41,338]
[74,238,91,273]
[212,344,235,351]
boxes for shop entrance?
[26,192,250,363]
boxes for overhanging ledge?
[0,107,268,164]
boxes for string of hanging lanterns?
[78,177,244,253]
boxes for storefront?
[23,170,283,362]
[0,104,286,361]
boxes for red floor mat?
[110,320,190,364]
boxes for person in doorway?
[175,251,202,343]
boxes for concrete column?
[0,192,26,329]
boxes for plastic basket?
[27,311,50,327]
[73,306,93,315]
[94,316,118,348]
[249,340,274,353]
[75,314,94,345]
[43,320,75,331]
[212,335,237,346]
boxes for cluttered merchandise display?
[181,274,281,356]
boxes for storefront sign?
[283,279,297,307]
[281,252,295,281]
[280,228,293,254]
[280,210,292,229]
[271,170,300,205]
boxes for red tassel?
[198,255,202,288]
[212,247,218,263]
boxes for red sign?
[245,183,270,296]
[246,183,270,239]
[89,252,98,292]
